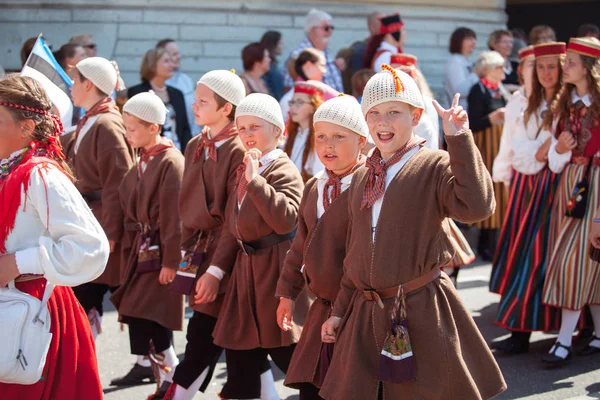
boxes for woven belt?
[237,228,297,256]
[571,156,600,166]
[362,267,442,308]
[124,222,157,233]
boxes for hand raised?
[244,148,262,183]
[433,94,469,136]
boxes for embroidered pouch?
[169,233,207,295]
[136,234,162,274]
[565,158,593,219]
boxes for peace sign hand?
[433,94,469,136]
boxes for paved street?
[98,261,600,400]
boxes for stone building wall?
[0,0,507,95]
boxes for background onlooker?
[529,25,556,45]
[282,9,343,92]
[443,27,479,110]
[20,37,38,67]
[488,30,519,90]
[55,43,87,80]
[261,30,284,100]
[351,68,375,102]
[578,23,600,39]
[509,28,528,62]
[280,48,327,119]
[69,34,97,57]
[157,38,200,135]
[128,48,191,152]
[239,42,272,95]
[362,13,405,72]
[349,12,383,75]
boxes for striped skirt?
[490,171,537,294]
[445,219,475,268]
[543,160,600,310]
[494,168,561,331]
[473,125,509,229]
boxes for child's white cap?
[197,69,246,106]
[313,95,369,138]
[77,57,125,95]
[123,91,168,125]
[235,93,285,133]
[361,64,424,116]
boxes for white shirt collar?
[258,148,284,173]
[316,169,355,185]
[379,41,397,53]
[572,90,592,107]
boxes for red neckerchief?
[480,78,499,91]
[323,155,365,211]
[137,137,174,177]
[193,122,238,163]
[361,136,425,210]
[75,97,118,139]
[236,163,248,204]
[0,146,67,253]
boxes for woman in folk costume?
[209,93,307,400]
[61,56,135,339]
[492,46,537,186]
[0,75,109,399]
[275,95,368,400]
[319,66,506,400]
[362,13,405,72]
[285,80,326,181]
[468,50,510,262]
[109,92,184,399]
[490,43,566,355]
[542,37,600,366]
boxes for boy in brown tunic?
[320,67,507,399]
[108,93,185,398]
[210,93,305,399]
[166,70,254,400]
[275,95,368,400]
[61,57,134,339]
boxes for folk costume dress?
[0,146,109,399]
[110,140,185,361]
[275,158,365,393]
[543,91,600,311]
[60,97,134,322]
[491,100,561,332]
[211,150,308,400]
[318,133,507,400]
[171,122,245,393]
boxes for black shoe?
[490,335,529,355]
[110,363,155,386]
[577,326,594,341]
[147,381,172,400]
[542,342,572,367]
[578,336,600,356]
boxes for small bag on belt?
[565,157,594,219]
[377,285,416,384]
[170,232,209,295]
[136,230,162,274]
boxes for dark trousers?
[73,282,118,315]
[127,317,173,355]
[298,382,324,400]
[220,345,295,399]
[172,311,223,392]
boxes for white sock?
[163,345,179,382]
[88,309,102,341]
[137,355,151,367]
[589,305,600,348]
[550,309,581,358]
[172,366,209,400]
[260,369,279,400]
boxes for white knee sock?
[589,305,600,348]
[162,345,179,383]
[88,308,102,340]
[172,366,209,400]
[137,355,151,367]
[550,309,581,358]
[260,369,279,400]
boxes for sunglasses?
[84,44,97,49]
[322,25,335,32]
[289,100,310,107]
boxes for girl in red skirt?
[0,75,109,399]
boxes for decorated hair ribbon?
[381,64,404,93]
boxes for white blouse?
[289,128,325,177]
[511,101,553,175]
[4,154,109,287]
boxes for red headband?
[568,38,600,59]
[390,53,417,67]
[533,42,566,58]
[294,82,324,97]
[380,21,404,35]
[518,46,535,61]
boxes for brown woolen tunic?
[178,134,245,317]
[275,175,351,388]
[319,132,507,400]
[61,110,135,287]
[212,153,308,350]
[110,148,185,331]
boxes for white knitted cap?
[305,9,332,32]
[235,93,285,133]
[76,57,118,95]
[314,95,369,138]
[197,69,246,106]
[123,91,168,125]
[361,66,424,116]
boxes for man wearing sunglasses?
[69,34,98,58]
[282,8,344,93]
